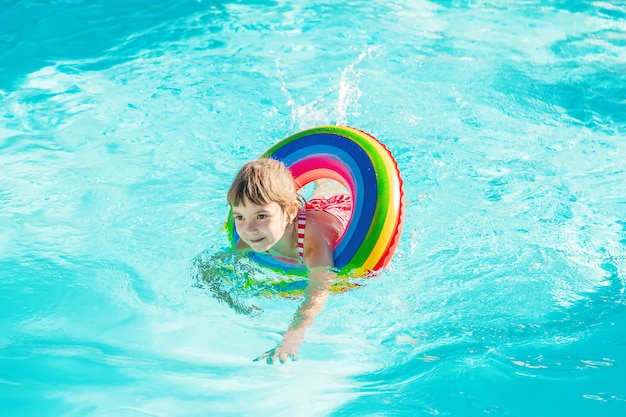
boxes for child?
[227,157,352,364]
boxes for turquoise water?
[2,0,626,416]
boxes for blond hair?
[227,158,304,212]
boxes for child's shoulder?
[303,209,342,242]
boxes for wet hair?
[227,158,305,213]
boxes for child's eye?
[234,215,244,221]
[257,214,268,220]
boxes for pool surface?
[1,0,626,416]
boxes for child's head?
[227,158,302,214]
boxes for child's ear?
[287,200,299,219]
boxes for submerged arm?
[192,250,260,316]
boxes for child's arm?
[255,212,338,364]
[255,267,335,364]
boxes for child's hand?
[254,328,304,364]
[254,345,298,364]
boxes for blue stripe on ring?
[273,144,371,264]
[268,133,378,269]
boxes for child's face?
[232,200,296,252]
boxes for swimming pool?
[1,0,625,415]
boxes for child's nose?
[244,220,257,232]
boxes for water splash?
[334,48,374,125]
[274,46,378,130]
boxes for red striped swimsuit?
[295,194,353,264]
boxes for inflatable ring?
[226,125,405,277]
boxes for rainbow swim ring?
[226,125,405,277]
